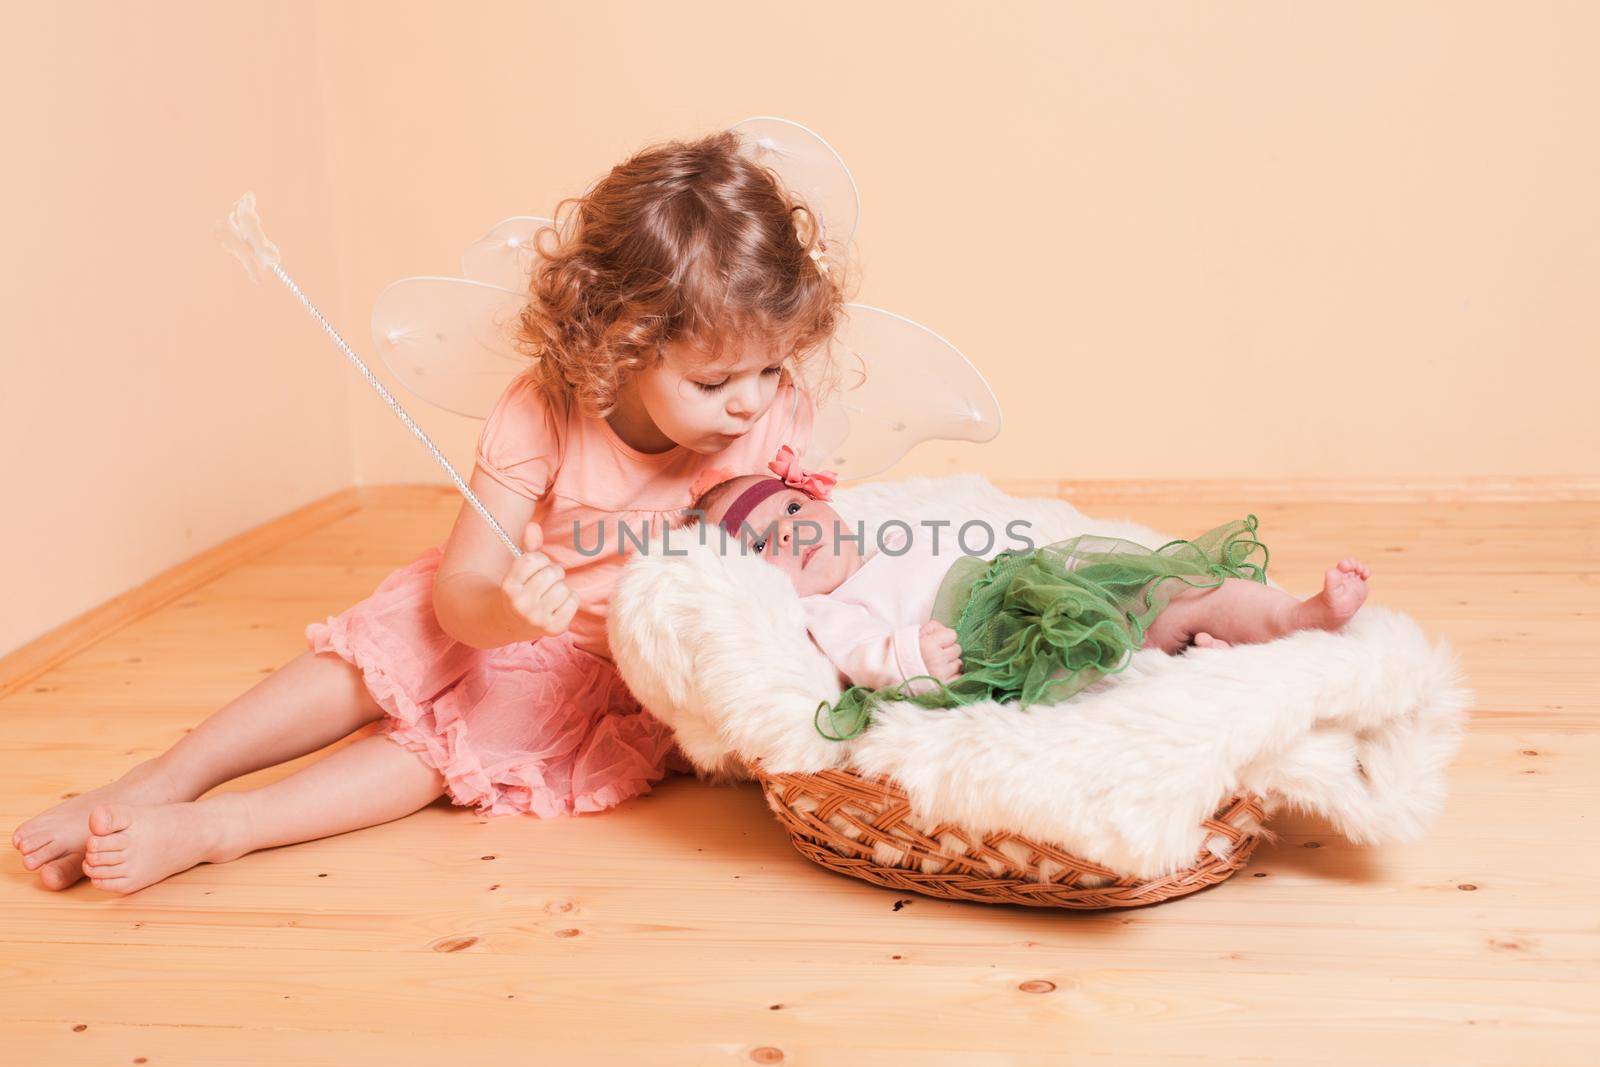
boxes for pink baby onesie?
[798,524,963,695]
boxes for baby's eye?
[763,365,783,377]
[694,379,728,393]
[751,537,768,552]
[785,501,801,515]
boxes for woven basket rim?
[749,755,1264,909]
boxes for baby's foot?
[1192,632,1232,649]
[1292,558,1371,633]
[12,759,186,891]
[81,796,247,895]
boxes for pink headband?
[719,479,789,536]
[717,445,838,538]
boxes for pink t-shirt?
[473,375,815,659]
[799,525,959,695]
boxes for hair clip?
[808,244,831,276]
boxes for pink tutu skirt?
[305,543,692,818]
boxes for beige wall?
[5,1,1597,654]
[2,1,352,655]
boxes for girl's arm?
[432,465,550,649]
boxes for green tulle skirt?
[813,515,1270,741]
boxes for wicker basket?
[749,756,1265,909]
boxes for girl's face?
[706,476,865,597]
[629,339,788,454]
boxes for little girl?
[690,455,1372,740]
[12,130,844,893]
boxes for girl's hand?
[498,522,579,639]
[919,620,963,683]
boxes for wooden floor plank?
[2,484,1596,1064]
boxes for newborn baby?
[695,465,963,696]
[687,448,1371,734]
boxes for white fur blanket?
[608,474,1471,879]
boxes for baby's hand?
[498,522,579,639]
[919,620,963,683]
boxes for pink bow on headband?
[769,445,837,500]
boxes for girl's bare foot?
[81,796,249,895]
[11,759,188,891]
[1292,558,1371,633]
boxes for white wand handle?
[217,193,523,559]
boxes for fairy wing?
[370,277,526,419]
[369,216,554,419]
[729,115,859,251]
[735,118,999,479]
[797,304,1000,482]
[459,216,553,289]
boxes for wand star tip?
[217,191,281,282]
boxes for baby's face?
[706,476,864,597]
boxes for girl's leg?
[81,732,447,895]
[1145,558,1371,653]
[13,650,386,889]
[154,649,390,796]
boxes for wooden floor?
[3,484,1596,1064]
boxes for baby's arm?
[804,600,959,694]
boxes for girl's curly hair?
[516,128,853,418]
